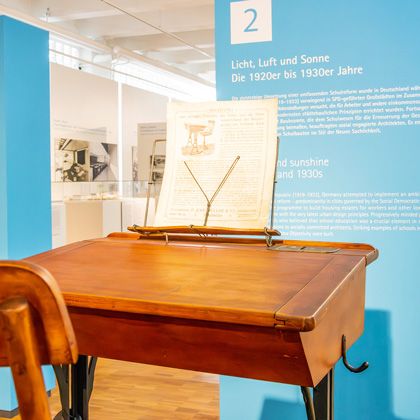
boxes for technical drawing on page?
[182,120,216,156]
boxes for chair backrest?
[0,260,78,420]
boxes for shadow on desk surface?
[228,310,409,420]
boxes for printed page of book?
[154,98,278,228]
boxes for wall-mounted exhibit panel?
[216,1,420,419]
[50,63,119,185]
[50,64,169,199]
[137,123,167,182]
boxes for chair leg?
[0,297,51,420]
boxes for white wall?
[51,63,118,143]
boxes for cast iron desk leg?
[71,355,89,420]
[69,357,333,420]
[301,386,315,420]
[53,365,70,420]
[313,368,334,420]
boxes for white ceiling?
[1,0,215,83]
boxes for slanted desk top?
[27,232,377,388]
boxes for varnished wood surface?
[65,250,366,387]
[69,308,315,385]
[27,236,374,329]
[301,264,366,385]
[108,232,379,265]
[0,261,78,420]
[0,359,219,420]
[115,231,379,264]
[274,257,365,331]
[0,298,51,420]
[24,235,376,387]
[0,261,78,365]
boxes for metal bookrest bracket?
[264,227,274,247]
[184,156,240,226]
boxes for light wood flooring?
[1,358,219,420]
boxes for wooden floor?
[1,358,219,420]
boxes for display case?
[51,181,156,248]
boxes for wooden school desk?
[25,228,378,420]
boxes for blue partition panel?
[215,1,420,419]
[0,16,54,411]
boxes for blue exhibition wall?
[216,1,420,419]
[0,16,54,410]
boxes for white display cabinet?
[51,181,156,247]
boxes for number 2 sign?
[230,0,272,45]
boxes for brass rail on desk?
[123,226,378,263]
[127,225,280,247]
[128,225,280,237]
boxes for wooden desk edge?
[274,257,367,332]
[61,294,278,328]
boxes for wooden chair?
[0,260,78,420]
